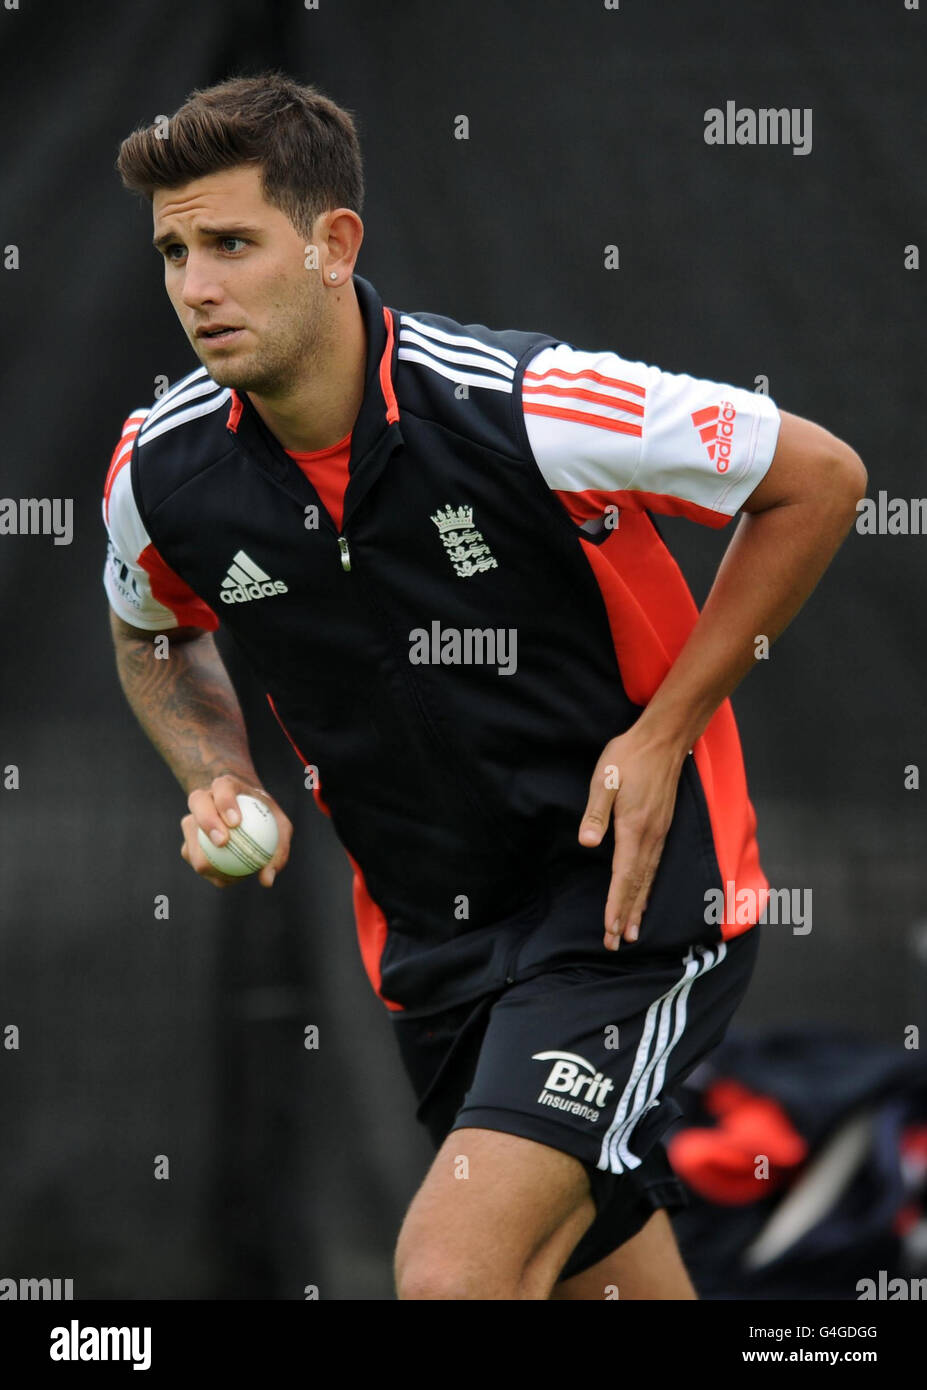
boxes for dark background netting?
[0,0,923,1298]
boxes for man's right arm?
[109,608,259,796]
[109,608,293,888]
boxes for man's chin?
[195,358,257,391]
[189,340,291,396]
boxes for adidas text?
[221,579,289,605]
[691,399,737,473]
[220,549,289,604]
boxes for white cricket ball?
[197,793,279,877]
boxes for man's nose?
[179,254,223,309]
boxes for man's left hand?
[578,725,689,951]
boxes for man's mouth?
[196,325,244,344]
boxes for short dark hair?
[116,71,364,238]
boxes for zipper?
[240,434,518,854]
[228,413,356,575]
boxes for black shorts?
[391,925,761,1284]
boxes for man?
[103,72,866,1300]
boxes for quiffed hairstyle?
[116,71,364,237]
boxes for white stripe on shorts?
[596,942,727,1175]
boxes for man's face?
[152,164,326,396]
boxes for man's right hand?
[180,774,294,888]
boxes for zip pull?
[337,535,352,571]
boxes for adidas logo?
[219,550,289,605]
[691,399,737,474]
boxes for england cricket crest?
[430,503,499,578]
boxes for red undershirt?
[285,431,353,533]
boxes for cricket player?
[103,72,866,1299]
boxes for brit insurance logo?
[430,504,499,578]
[532,1050,614,1124]
[220,549,289,605]
[691,400,737,473]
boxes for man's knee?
[393,1127,596,1300]
[393,1201,528,1300]
[394,1239,565,1301]
[393,1198,595,1300]
[394,1249,517,1301]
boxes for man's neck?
[247,284,367,453]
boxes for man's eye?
[164,245,185,262]
[220,237,247,253]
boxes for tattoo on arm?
[112,625,258,796]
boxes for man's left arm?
[578,410,867,949]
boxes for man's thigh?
[391,929,760,1295]
[394,1126,597,1300]
[550,1208,697,1301]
